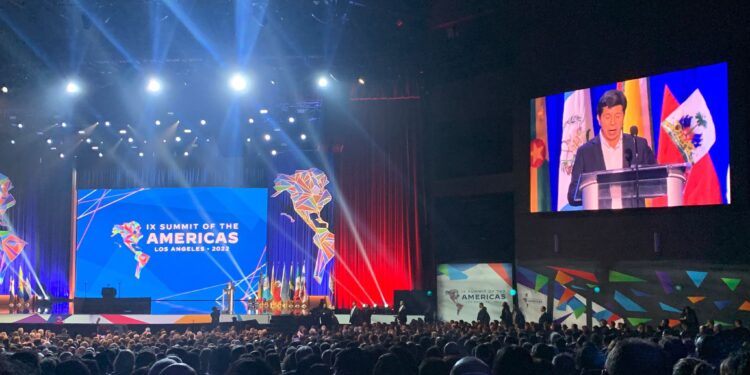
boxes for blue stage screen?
[74,188,267,312]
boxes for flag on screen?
[652,86,682,207]
[618,78,653,147]
[558,89,594,211]
[530,97,550,213]
[659,88,722,206]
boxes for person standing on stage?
[538,306,553,327]
[500,302,513,327]
[477,303,490,326]
[362,304,373,325]
[350,302,361,326]
[210,306,220,329]
[512,304,526,328]
[397,300,407,325]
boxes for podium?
[574,164,688,210]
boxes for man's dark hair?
[720,350,750,375]
[604,338,668,375]
[597,89,628,116]
[492,345,533,375]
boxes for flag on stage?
[18,268,25,299]
[262,270,272,301]
[24,275,31,298]
[280,265,289,302]
[558,89,594,211]
[299,264,308,303]
[618,78,653,147]
[257,273,264,302]
[530,97,550,213]
[660,88,722,205]
[294,266,301,301]
[271,265,282,302]
[9,276,14,297]
[288,264,295,301]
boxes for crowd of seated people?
[0,317,750,375]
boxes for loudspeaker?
[101,287,116,299]
[393,290,435,315]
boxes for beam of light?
[0,11,58,72]
[235,0,268,67]
[160,0,224,66]
[72,0,141,70]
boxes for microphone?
[630,125,641,207]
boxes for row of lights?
[60,72,354,95]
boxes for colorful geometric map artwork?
[273,169,334,284]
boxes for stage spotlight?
[17,123,23,129]
[183,151,189,157]
[229,73,248,92]
[1,86,7,93]
[263,133,271,141]
[127,137,134,143]
[259,108,269,114]
[175,136,182,142]
[146,77,162,93]
[138,152,144,157]
[300,133,307,140]
[184,129,192,134]
[98,152,103,158]
[510,289,517,296]
[288,116,295,124]
[104,121,111,127]
[85,138,92,144]
[119,130,127,134]
[59,153,65,159]
[246,138,251,143]
[200,119,207,126]
[61,122,67,128]
[162,139,167,143]
[248,118,254,124]
[92,146,99,150]
[358,77,366,85]
[10,139,15,145]
[154,120,161,126]
[317,76,329,88]
[66,80,81,94]
[271,149,277,156]
[46,138,53,144]
[78,130,85,135]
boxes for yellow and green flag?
[530,97,550,212]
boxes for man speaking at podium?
[567,89,655,209]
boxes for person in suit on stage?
[538,306,553,327]
[397,300,407,325]
[500,302,513,327]
[350,302,361,326]
[477,303,490,326]
[362,304,373,325]
[567,89,656,209]
[210,306,220,328]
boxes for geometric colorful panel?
[687,296,706,304]
[488,263,513,286]
[659,302,682,313]
[630,288,653,297]
[721,277,741,292]
[555,271,574,285]
[627,317,652,326]
[535,274,550,292]
[655,271,674,294]
[548,267,598,282]
[609,270,645,283]
[686,271,708,288]
[614,290,646,312]
[714,300,731,311]
[739,301,750,312]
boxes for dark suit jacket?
[567,134,656,208]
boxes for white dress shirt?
[600,132,623,209]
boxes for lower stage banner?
[436,263,514,322]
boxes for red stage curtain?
[332,99,423,308]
